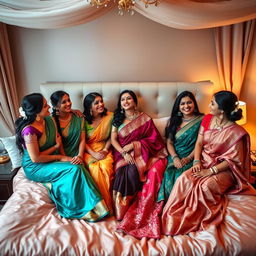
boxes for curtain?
[0,0,256,29]
[214,20,255,97]
[0,22,19,134]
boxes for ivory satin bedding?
[0,168,256,255]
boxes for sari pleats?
[158,115,203,202]
[22,116,109,221]
[113,113,168,238]
[162,116,256,235]
[84,112,114,213]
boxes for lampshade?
[236,101,247,125]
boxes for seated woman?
[83,93,114,214]
[111,90,167,239]
[161,90,256,236]
[16,93,109,221]
[157,91,203,202]
[50,91,85,164]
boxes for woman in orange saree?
[83,93,114,213]
[111,90,167,239]
[162,91,256,236]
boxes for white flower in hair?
[19,107,27,119]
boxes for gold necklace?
[125,110,139,121]
[214,118,229,131]
[182,115,196,122]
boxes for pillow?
[153,117,169,139]
[0,136,22,169]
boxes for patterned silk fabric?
[162,114,256,235]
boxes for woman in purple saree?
[111,90,167,238]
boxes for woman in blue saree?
[15,93,109,221]
[158,91,203,202]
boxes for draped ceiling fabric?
[0,0,255,29]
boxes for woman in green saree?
[15,93,109,221]
[157,91,203,202]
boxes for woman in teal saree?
[158,91,203,202]
[16,93,109,221]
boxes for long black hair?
[83,92,107,124]
[165,91,203,141]
[15,93,44,153]
[112,90,138,128]
[50,90,69,137]
[214,90,242,121]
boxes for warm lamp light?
[236,101,247,125]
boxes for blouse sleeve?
[21,126,41,144]
[201,114,213,132]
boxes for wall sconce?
[236,101,247,125]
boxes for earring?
[177,111,182,117]
[121,108,124,114]
[36,115,41,122]
[90,109,93,116]
[55,108,60,116]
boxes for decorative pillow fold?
[0,136,22,169]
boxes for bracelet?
[102,148,108,152]
[54,144,59,149]
[193,160,201,165]
[172,155,179,161]
[121,151,127,157]
[188,155,193,161]
[212,165,218,174]
[210,166,218,175]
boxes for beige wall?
[4,10,255,148]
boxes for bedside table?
[0,160,18,204]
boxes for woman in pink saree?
[162,91,256,236]
[111,90,167,238]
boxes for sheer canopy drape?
[0,0,256,29]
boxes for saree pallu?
[22,116,109,222]
[113,113,168,238]
[61,114,84,157]
[158,115,203,202]
[84,112,114,213]
[162,123,256,236]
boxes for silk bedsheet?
[0,168,256,256]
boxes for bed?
[1,81,256,256]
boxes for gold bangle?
[54,144,59,149]
[210,167,215,174]
[121,151,127,157]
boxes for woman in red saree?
[162,91,256,236]
[111,90,167,238]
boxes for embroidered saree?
[157,115,203,202]
[61,114,84,157]
[162,114,256,236]
[113,113,168,238]
[22,116,109,221]
[83,112,114,213]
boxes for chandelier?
[89,0,159,15]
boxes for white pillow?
[0,136,22,169]
[153,117,169,139]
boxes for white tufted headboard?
[40,81,213,117]
[40,81,213,136]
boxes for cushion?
[0,136,22,169]
[153,117,169,139]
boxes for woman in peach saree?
[83,93,114,213]
[162,91,256,236]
